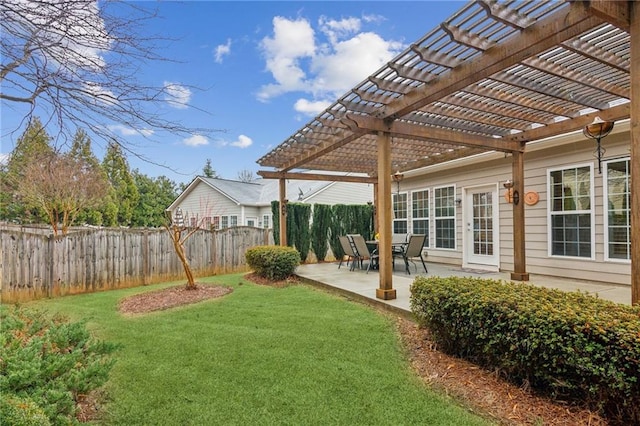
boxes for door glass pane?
[472,192,493,255]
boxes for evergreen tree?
[69,129,113,225]
[202,159,218,178]
[1,118,54,223]
[102,142,139,226]
[131,171,179,227]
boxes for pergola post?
[630,0,639,305]
[511,149,529,281]
[278,178,287,246]
[376,131,396,300]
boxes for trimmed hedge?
[410,276,640,425]
[0,307,117,425]
[245,245,301,281]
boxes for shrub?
[0,307,117,425]
[410,276,640,425]
[245,245,301,280]
[0,396,51,426]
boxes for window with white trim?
[549,165,593,258]
[434,186,455,249]
[411,189,429,247]
[221,216,229,229]
[263,214,270,229]
[230,215,238,227]
[392,192,408,234]
[605,158,630,260]
[212,216,220,230]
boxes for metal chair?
[350,234,379,273]
[338,235,357,270]
[395,234,428,274]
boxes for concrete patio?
[295,261,633,318]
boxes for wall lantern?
[281,199,289,216]
[583,116,614,174]
[174,207,184,227]
[392,171,404,194]
[503,179,519,206]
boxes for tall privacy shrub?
[329,204,374,258]
[288,202,311,262]
[311,204,332,261]
[271,200,280,245]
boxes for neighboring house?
[166,175,373,230]
[393,120,631,286]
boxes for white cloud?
[164,81,192,109]
[0,153,9,165]
[319,16,361,44]
[183,134,209,147]
[257,15,403,105]
[214,39,232,63]
[294,98,331,116]
[257,16,315,101]
[230,135,253,148]
[310,32,403,95]
[108,124,154,137]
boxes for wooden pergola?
[257,0,639,305]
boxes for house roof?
[256,0,632,176]
[167,175,357,211]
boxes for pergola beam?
[586,0,630,32]
[257,170,376,184]
[377,3,601,120]
[344,114,523,153]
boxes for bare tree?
[164,209,206,290]
[18,151,110,235]
[1,0,215,155]
[237,169,256,183]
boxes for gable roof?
[167,174,362,211]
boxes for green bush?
[410,276,640,425]
[245,245,301,280]
[0,396,51,426]
[0,307,117,425]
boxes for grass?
[23,274,493,425]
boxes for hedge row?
[410,276,640,425]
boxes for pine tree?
[1,118,54,223]
[102,142,139,226]
[202,159,218,178]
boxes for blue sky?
[1,1,464,185]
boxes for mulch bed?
[118,283,233,315]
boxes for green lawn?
[25,274,493,425]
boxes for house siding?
[175,181,239,220]
[305,182,374,205]
[401,129,631,286]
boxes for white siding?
[175,181,240,223]
[405,130,631,286]
[306,182,374,205]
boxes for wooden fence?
[0,225,273,302]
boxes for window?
[549,165,593,258]
[411,189,429,247]
[221,216,229,229]
[203,217,211,229]
[212,216,220,230]
[605,158,630,260]
[230,215,238,227]
[263,214,270,229]
[434,186,455,249]
[392,192,408,234]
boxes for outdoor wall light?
[392,171,404,194]
[281,199,289,215]
[503,180,519,205]
[583,116,614,174]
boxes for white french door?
[463,185,499,270]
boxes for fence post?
[46,233,54,298]
[142,230,149,285]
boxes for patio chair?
[338,235,357,270]
[350,234,379,274]
[395,234,428,274]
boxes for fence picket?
[1,225,273,302]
